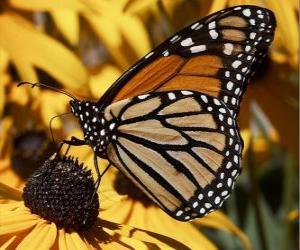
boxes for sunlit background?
[0,0,298,250]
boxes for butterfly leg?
[63,136,86,146]
[93,154,101,190]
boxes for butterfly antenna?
[18,82,77,100]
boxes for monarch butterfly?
[19,5,276,221]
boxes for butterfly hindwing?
[104,90,242,221]
[98,5,276,118]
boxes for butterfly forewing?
[98,5,276,118]
[103,91,242,220]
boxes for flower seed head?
[23,156,99,231]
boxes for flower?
[0,155,189,249]
[0,0,88,89]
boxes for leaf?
[244,196,282,250]
[0,12,88,90]
[51,10,80,46]
[195,211,251,250]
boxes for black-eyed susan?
[0,155,190,249]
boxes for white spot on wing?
[168,92,176,100]
[181,38,194,47]
[190,45,207,53]
[209,30,218,39]
[145,52,154,59]
[208,21,216,29]
[223,43,234,55]
[242,8,251,17]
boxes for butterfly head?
[70,100,108,157]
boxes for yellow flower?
[10,0,152,70]
[0,115,57,189]
[0,0,88,90]
[0,157,189,249]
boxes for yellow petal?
[98,219,194,250]
[58,229,68,250]
[0,183,22,201]
[0,235,17,249]
[89,65,121,99]
[195,211,251,250]
[51,10,80,46]
[209,0,227,13]
[0,47,9,72]
[8,83,29,106]
[17,222,57,250]
[9,0,90,12]
[0,12,88,90]
[39,91,70,129]
[267,0,299,67]
[84,14,129,68]
[0,211,39,235]
[0,83,4,117]
[0,167,24,191]
[84,9,151,69]
[64,231,89,250]
[288,210,299,222]
[240,129,251,155]
[119,15,151,58]
[123,0,158,13]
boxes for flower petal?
[17,222,57,250]
[9,0,89,12]
[89,65,122,99]
[51,10,80,46]
[0,12,88,90]
[0,208,39,235]
[0,235,17,249]
[39,91,70,129]
[0,183,22,201]
[97,219,192,250]
[58,229,68,250]
[65,230,89,250]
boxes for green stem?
[281,153,296,250]
[248,138,269,250]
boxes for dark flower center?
[12,131,56,180]
[23,156,99,231]
[113,172,154,207]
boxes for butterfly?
[19,5,276,221]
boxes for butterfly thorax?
[70,100,111,159]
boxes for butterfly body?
[66,5,276,221]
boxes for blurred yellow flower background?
[0,0,298,249]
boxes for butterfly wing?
[103,90,242,221]
[98,5,276,117]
